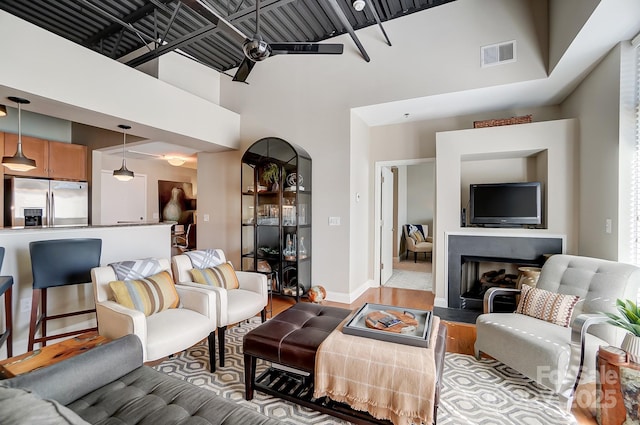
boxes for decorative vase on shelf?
[622,333,640,364]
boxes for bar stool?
[28,239,102,351]
[0,247,14,357]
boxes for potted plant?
[262,163,280,191]
[604,299,640,363]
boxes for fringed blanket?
[314,315,440,425]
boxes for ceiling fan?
[182,0,344,82]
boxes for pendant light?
[2,97,37,172]
[113,124,134,181]
[0,104,6,117]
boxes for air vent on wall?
[481,40,516,67]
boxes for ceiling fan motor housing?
[243,36,271,61]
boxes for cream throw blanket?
[314,314,440,425]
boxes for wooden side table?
[0,332,108,379]
[596,345,640,425]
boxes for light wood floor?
[270,287,597,424]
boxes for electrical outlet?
[20,298,31,313]
[605,218,612,234]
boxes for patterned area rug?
[384,270,433,291]
[153,318,577,425]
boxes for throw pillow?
[185,249,225,269]
[189,262,240,290]
[108,258,163,281]
[515,284,580,327]
[109,270,180,316]
[411,230,426,243]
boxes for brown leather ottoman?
[243,302,351,399]
[243,302,447,424]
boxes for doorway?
[375,159,435,291]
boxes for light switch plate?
[329,216,341,226]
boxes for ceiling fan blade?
[269,43,344,55]
[181,0,248,46]
[232,57,257,82]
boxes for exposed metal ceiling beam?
[327,0,370,62]
[365,0,391,46]
[76,0,156,46]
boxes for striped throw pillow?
[109,271,180,317]
[190,262,240,290]
[515,284,580,327]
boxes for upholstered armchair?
[91,258,218,371]
[475,254,640,408]
[172,249,268,367]
[403,224,433,262]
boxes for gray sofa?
[0,334,281,425]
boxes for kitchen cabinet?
[241,137,312,301]
[3,134,87,181]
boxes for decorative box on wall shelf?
[473,114,532,128]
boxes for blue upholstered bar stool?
[0,247,14,357]
[28,239,102,351]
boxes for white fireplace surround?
[434,119,577,307]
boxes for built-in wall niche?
[460,149,548,229]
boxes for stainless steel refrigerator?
[4,177,89,227]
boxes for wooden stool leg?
[28,288,42,352]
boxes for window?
[631,39,640,264]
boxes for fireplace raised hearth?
[447,233,564,309]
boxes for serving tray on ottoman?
[243,302,447,425]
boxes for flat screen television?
[469,182,542,227]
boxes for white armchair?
[91,258,218,371]
[475,254,640,408]
[172,249,268,367]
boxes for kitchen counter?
[0,222,169,232]
[0,223,172,359]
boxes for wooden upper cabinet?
[48,141,87,181]
[3,134,49,178]
[3,134,87,181]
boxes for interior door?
[381,166,394,285]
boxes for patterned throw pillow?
[189,262,240,290]
[109,271,180,317]
[411,230,426,243]
[515,284,580,327]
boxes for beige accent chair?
[91,258,218,370]
[172,249,269,367]
[475,254,640,408]
[403,224,433,262]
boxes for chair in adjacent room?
[91,257,218,371]
[173,223,197,252]
[0,247,14,357]
[402,224,433,262]
[475,254,640,408]
[28,239,103,351]
[172,249,268,367]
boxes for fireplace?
[447,234,564,309]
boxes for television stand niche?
[446,232,564,309]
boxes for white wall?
[406,162,435,235]
[560,42,635,262]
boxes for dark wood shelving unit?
[241,137,312,301]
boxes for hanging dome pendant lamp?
[113,124,134,181]
[2,96,37,172]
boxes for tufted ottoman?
[243,302,351,399]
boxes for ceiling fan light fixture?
[113,124,134,181]
[2,96,37,172]
[352,0,366,11]
[242,36,271,61]
[167,156,186,166]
